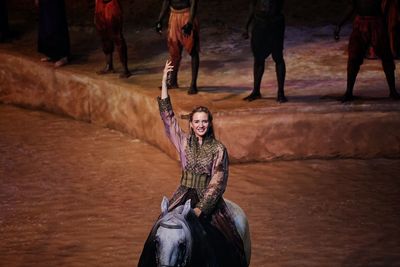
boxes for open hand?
[193,207,202,217]
[162,60,174,89]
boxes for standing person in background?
[35,0,70,68]
[95,0,131,78]
[242,0,287,103]
[334,0,400,102]
[383,0,400,58]
[0,0,9,42]
[155,0,200,94]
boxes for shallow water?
[1,105,399,266]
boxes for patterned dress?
[137,96,246,267]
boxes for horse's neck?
[190,237,217,267]
[185,214,218,267]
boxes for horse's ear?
[161,196,169,216]
[182,199,191,217]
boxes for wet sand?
[1,104,399,266]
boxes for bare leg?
[97,53,115,75]
[275,57,287,103]
[243,58,264,101]
[382,60,400,99]
[117,35,131,78]
[187,50,199,95]
[342,60,360,102]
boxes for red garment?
[95,0,122,34]
[348,15,394,69]
[382,0,399,56]
[167,8,200,68]
[95,0,125,55]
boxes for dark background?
[7,0,350,28]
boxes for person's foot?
[119,70,132,79]
[277,93,288,103]
[341,93,354,103]
[40,57,52,62]
[187,85,198,95]
[54,57,68,68]
[389,90,400,100]
[97,65,115,75]
[243,91,261,101]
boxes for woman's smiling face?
[190,111,209,139]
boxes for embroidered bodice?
[158,96,229,215]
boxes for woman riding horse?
[138,61,247,267]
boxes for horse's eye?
[154,238,160,248]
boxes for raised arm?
[160,60,173,100]
[158,61,187,155]
[195,145,229,216]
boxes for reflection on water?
[1,105,400,266]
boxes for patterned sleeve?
[196,145,229,215]
[157,96,186,155]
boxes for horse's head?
[155,197,192,267]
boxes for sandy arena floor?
[1,105,400,267]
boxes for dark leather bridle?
[155,219,189,267]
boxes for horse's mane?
[138,205,218,267]
[164,206,218,267]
